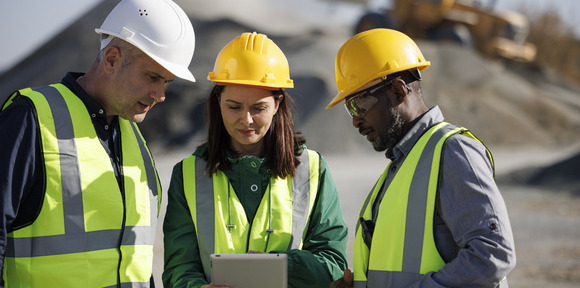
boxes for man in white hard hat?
[0,0,195,287]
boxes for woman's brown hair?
[202,85,306,178]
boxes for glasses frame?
[344,77,395,118]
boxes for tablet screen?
[210,253,287,288]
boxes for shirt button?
[99,109,104,114]
[91,114,96,118]
[250,184,258,192]
[251,161,257,168]
[104,125,109,130]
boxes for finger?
[344,269,353,284]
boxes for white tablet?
[210,253,288,288]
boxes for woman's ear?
[273,94,283,114]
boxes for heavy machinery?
[354,0,536,62]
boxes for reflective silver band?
[129,122,159,200]
[39,86,86,235]
[127,121,159,236]
[366,270,510,287]
[103,281,150,288]
[5,226,153,258]
[288,150,311,250]
[367,270,419,287]
[402,123,457,273]
[194,156,215,281]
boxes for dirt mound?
[498,150,580,195]
[1,2,579,156]
[143,18,580,155]
[419,43,580,149]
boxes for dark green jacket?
[163,145,348,288]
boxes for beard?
[372,106,405,153]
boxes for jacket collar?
[387,106,445,161]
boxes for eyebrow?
[224,99,241,105]
[224,99,268,105]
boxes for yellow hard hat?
[326,28,431,109]
[208,32,294,89]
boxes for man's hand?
[329,269,353,288]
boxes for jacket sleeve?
[0,98,43,288]
[410,135,516,287]
[283,153,349,288]
[162,162,208,288]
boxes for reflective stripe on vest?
[3,85,160,287]
[353,122,496,288]
[182,149,319,282]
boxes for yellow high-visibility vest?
[353,122,496,288]
[181,150,320,282]
[2,84,161,287]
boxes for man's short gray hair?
[99,35,143,68]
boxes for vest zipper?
[115,134,126,288]
[245,221,254,252]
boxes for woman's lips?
[238,129,254,135]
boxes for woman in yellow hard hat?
[163,32,349,288]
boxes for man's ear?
[102,46,122,74]
[391,78,409,103]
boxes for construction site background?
[0,1,578,287]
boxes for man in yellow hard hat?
[0,0,195,287]
[327,28,516,287]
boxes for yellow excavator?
[354,0,536,62]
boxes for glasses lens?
[344,86,385,117]
[344,78,395,117]
[345,93,378,117]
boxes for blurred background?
[1,0,579,287]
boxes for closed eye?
[252,106,267,112]
[148,72,173,85]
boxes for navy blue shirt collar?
[61,72,111,125]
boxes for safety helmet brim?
[95,0,196,83]
[212,80,292,90]
[325,62,430,109]
[327,28,431,109]
[208,32,293,89]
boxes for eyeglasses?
[344,78,394,118]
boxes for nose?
[151,84,166,103]
[240,109,253,125]
[352,115,363,128]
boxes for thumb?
[344,269,353,284]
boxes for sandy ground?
[150,142,580,288]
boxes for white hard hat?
[96,0,196,82]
